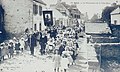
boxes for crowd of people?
[0,24,83,72]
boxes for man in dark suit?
[28,33,36,55]
[39,34,47,55]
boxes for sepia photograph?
[0,0,120,72]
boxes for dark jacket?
[58,45,65,56]
[39,36,47,50]
[15,43,20,50]
[48,29,57,38]
[28,34,36,47]
[40,36,47,45]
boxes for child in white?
[60,54,69,72]
[53,50,61,72]
[19,37,25,52]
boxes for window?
[114,20,117,25]
[39,6,42,16]
[61,21,63,25]
[55,20,59,26]
[78,15,80,19]
[74,14,77,18]
[39,23,41,31]
[34,24,37,31]
[33,4,38,15]
[71,14,73,17]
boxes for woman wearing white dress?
[62,47,73,67]
[53,50,61,72]
[60,54,69,72]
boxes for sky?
[43,0,120,19]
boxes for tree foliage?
[102,4,119,24]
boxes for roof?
[61,2,81,15]
[111,6,120,15]
[33,0,46,5]
[52,8,65,19]
[61,2,71,9]
[85,23,111,34]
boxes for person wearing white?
[60,55,69,72]
[46,38,55,54]
[19,37,25,52]
[53,50,61,72]
[62,47,73,67]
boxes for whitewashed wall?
[1,0,33,36]
[111,14,120,25]
[33,1,46,31]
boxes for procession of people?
[0,24,84,72]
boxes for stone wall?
[94,44,120,59]
[92,37,120,43]
[111,25,120,37]
[1,0,33,37]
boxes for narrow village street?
[0,37,100,72]
[1,0,120,72]
[0,38,84,72]
[0,47,55,72]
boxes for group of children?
[0,36,26,62]
[45,27,80,72]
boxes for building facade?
[50,0,81,27]
[1,0,33,37]
[111,6,120,25]
[1,0,46,37]
[33,0,46,31]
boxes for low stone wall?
[94,44,120,59]
[111,24,120,37]
[92,37,120,43]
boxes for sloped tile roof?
[33,0,46,5]
[111,6,120,14]
[61,2,71,9]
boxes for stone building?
[33,0,46,31]
[50,0,81,27]
[1,0,33,37]
[111,6,120,25]
[1,0,46,37]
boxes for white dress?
[60,57,69,69]
[67,54,73,65]
[19,38,25,49]
[53,54,61,68]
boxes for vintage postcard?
[0,0,120,72]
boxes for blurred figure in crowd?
[28,33,36,55]
[60,54,69,72]
[53,50,61,72]
[19,37,25,52]
[39,33,47,55]
[8,41,14,58]
[15,40,20,54]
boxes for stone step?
[78,60,88,64]
[69,65,88,72]
[75,64,89,69]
